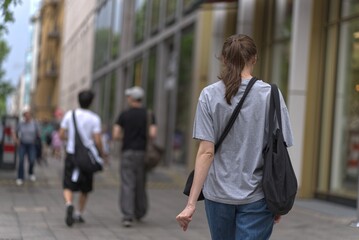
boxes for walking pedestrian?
[14,106,40,186]
[41,120,54,163]
[51,123,63,160]
[112,86,157,227]
[176,34,294,239]
[59,90,106,227]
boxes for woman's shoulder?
[201,81,225,95]
[254,79,271,89]
[199,81,225,102]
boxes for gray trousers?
[120,150,147,221]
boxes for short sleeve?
[60,111,71,130]
[116,113,124,127]
[93,116,101,134]
[278,90,294,147]
[193,99,215,143]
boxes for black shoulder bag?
[262,84,297,215]
[183,77,258,201]
[72,110,103,174]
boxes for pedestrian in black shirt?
[112,86,157,228]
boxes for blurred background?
[0,0,359,210]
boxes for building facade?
[32,0,64,121]
[89,0,359,206]
[59,0,97,112]
[236,0,359,205]
[92,0,237,167]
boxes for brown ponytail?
[218,34,257,105]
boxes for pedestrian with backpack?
[176,34,294,240]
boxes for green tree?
[0,35,14,115]
[0,0,22,33]
[0,0,21,114]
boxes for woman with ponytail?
[176,34,293,239]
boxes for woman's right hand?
[176,204,196,231]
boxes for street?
[0,155,359,239]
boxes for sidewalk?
[0,155,358,240]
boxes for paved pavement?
[0,154,359,239]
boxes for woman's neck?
[241,65,254,79]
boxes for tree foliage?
[0,36,13,115]
[0,0,20,114]
[0,0,22,33]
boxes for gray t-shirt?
[17,120,39,144]
[193,79,293,205]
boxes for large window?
[183,0,202,13]
[147,48,157,109]
[262,0,293,100]
[166,0,176,23]
[111,0,123,59]
[100,76,108,122]
[93,0,112,70]
[150,0,161,33]
[173,26,195,164]
[109,71,117,122]
[318,0,359,199]
[134,0,147,44]
[133,58,143,86]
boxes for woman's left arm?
[176,140,214,231]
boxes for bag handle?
[267,84,283,143]
[146,110,153,142]
[214,77,257,152]
[72,110,85,148]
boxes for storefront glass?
[270,0,292,98]
[112,0,123,59]
[151,0,160,33]
[317,0,359,200]
[133,58,143,86]
[329,19,359,198]
[94,0,112,70]
[173,26,194,164]
[341,0,359,18]
[100,75,108,123]
[270,43,290,100]
[134,0,147,43]
[166,0,177,21]
[147,48,157,109]
[109,71,117,122]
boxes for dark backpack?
[262,84,297,215]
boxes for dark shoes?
[65,205,74,227]
[123,219,132,227]
[74,215,85,223]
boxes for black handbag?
[72,111,103,174]
[262,84,297,215]
[183,77,258,201]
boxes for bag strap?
[214,77,258,152]
[72,110,85,147]
[267,84,283,141]
[146,110,152,143]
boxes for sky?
[3,0,31,86]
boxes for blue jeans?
[17,143,36,180]
[205,198,274,240]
